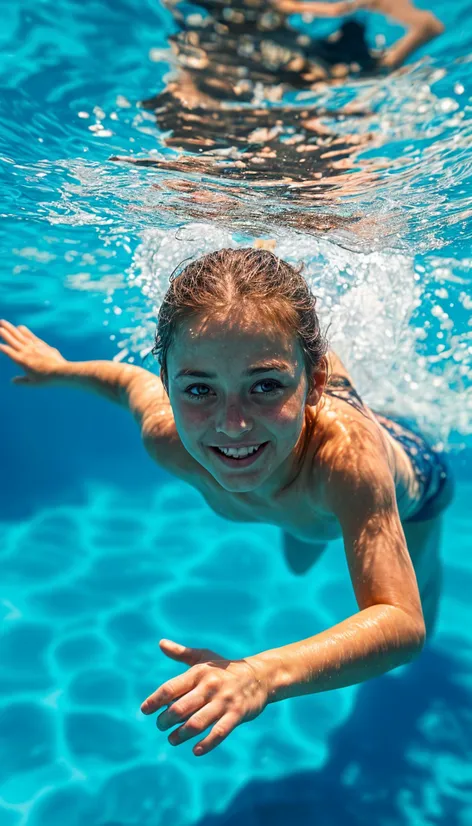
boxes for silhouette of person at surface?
[111,0,444,235]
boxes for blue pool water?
[1,1,472,824]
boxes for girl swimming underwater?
[0,248,454,757]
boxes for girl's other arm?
[246,432,426,702]
[0,319,169,433]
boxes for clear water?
[1,1,472,824]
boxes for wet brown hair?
[152,247,328,391]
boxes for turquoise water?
[1,1,472,824]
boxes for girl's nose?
[215,399,253,438]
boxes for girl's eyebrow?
[173,360,292,380]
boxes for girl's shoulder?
[308,396,393,499]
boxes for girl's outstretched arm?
[0,319,169,433]
[246,428,427,702]
[137,434,427,757]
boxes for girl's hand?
[0,319,67,385]
[141,639,269,756]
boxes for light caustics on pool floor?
[1,476,472,826]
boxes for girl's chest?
[198,483,342,542]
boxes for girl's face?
[165,308,324,495]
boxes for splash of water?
[107,222,471,446]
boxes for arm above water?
[272,1,357,16]
[362,0,444,68]
[0,319,169,431]
[274,0,444,67]
[247,431,427,702]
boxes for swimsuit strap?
[324,373,366,415]
[324,374,451,521]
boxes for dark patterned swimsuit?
[324,375,453,523]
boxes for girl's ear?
[306,356,328,406]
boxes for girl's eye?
[184,384,211,400]
[253,379,283,395]
[183,380,283,400]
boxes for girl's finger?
[0,327,24,350]
[158,639,195,665]
[156,686,207,732]
[159,639,214,666]
[168,700,223,747]
[0,320,28,344]
[141,667,201,715]
[193,710,240,756]
[17,325,40,341]
[0,343,24,365]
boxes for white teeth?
[217,444,262,459]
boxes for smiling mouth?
[209,441,269,467]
